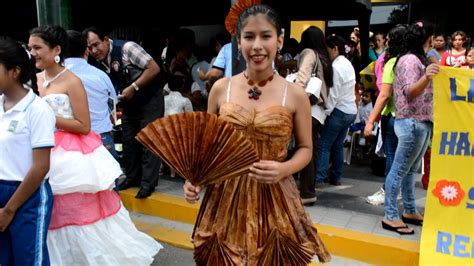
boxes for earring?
[237,48,241,60]
[54,55,60,64]
[277,46,281,54]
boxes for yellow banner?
[420,67,474,265]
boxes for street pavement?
[151,243,369,265]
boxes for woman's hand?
[0,208,15,232]
[363,122,374,137]
[183,180,201,204]
[424,63,440,80]
[249,160,287,184]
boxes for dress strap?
[226,78,231,103]
[281,82,289,106]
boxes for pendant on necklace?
[248,86,262,100]
[43,80,50,88]
[43,68,67,89]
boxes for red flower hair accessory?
[225,0,261,36]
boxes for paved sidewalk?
[154,156,427,242]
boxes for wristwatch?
[131,82,140,91]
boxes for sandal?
[401,215,423,226]
[381,221,415,235]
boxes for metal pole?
[36,0,72,28]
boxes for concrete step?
[121,187,420,265]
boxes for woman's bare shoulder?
[286,79,310,111]
[211,77,230,94]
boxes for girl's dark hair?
[384,24,409,63]
[300,26,333,88]
[29,25,69,64]
[0,39,38,95]
[168,74,185,92]
[236,4,282,37]
[326,35,347,57]
[396,21,435,67]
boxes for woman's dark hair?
[396,21,435,67]
[236,4,282,37]
[299,26,333,88]
[284,38,299,55]
[450,30,467,48]
[0,39,38,95]
[29,25,69,63]
[384,24,409,63]
[326,35,347,57]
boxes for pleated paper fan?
[136,112,259,186]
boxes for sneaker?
[366,188,385,205]
[301,196,317,206]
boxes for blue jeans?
[381,114,398,190]
[100,131,118,160]
[100,131,121,192]
[316,108,356,183]
[384,118,432,221]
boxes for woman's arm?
[249,82,312,184]
[206,77,227,115]
[56,73,91,135]
[0,148,51,231]
[295,49,315,89]
[364,83,392,136]
[407,63,440,99]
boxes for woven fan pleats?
[256,184,314,266]
[136,112,259,187]
[194,233,241,266]
[257,229,314,266]
[193,177,331,265]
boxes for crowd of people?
[1,1,473,264]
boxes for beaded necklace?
[243,71,274,100]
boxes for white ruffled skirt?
[47,131,162,265]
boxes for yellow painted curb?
[123,191,420,266]
[120,188,200,224]
[316,224,419,266]
[133,219,193,250]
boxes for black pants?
[299,117,322,198]
[121,91,164,189]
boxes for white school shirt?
[0,89,55,181]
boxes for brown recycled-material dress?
[192,83,331,265]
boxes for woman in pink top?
[382,22,439,235]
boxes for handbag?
[285,52,322,104]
